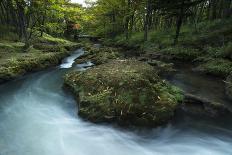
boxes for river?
[0,49,232,155]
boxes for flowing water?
[0,49,232,155]
[166,63,232,110]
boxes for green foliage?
[0,50,69,83]
[180,18,232,47]
[75,46,122,65]
[149,29,175,47]
[108,33,145,48]
[0,42,24,53]
[45,23,66,36]
[35,33,73,45]
[196,59,232,77]
[203,46,225,58]
[0,0,88,42]
[224,42,232,58]
[161,46,201,60]
[0,26,20,42]
[0,34,80,83]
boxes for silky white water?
[0,49,232,155]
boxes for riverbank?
[0,34,82,84]
[103,18,232,78]
[100,18,232,105]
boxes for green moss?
[0,50,69,83]
[0,34,81,83]
[34,33,73,45]
[64,60,183,127]
[33,44,67,52]
[196,43,232,59]
[160,46,201,60]
[196,58,232,77]
[146,60,175,74]
[0,42,24,53]
[223,42,232,58]
[31,33,82,52]
[75,46,122,65]
[203,46,223,58]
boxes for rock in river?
[64,60,183,127]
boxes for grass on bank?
[0,33,81,83]
[103,17,232,77]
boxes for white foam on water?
[60,49,85,69]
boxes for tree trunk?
[144,0,152,41]
[16,0,29,48]
[223,0,232,18]
[40,13,46,37]
[174,0,185,45]
[125,0,131,40]
[211,0,217,20]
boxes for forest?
[0,0,232,155]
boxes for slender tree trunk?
[40,13,46,37]
[16,0,29,48]
[174,0,185,45]
[223,0,232,18]
[0,2,7,25]
[211,0,217,20]
[144,0,152,41]
[111,11,116,37]
[129,11,135,34]
[125,0,131,40]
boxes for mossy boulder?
[160,46,201,61]
[137,54,176,74]
[64,60,183,127]
[0,51,69,84]
[33,43,81,53]
[33,43,66,52]
[194,58,232,77]
[225,42,232,59]
[75,46,122,65]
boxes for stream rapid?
[0,49,232,155]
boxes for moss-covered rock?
[136,54,176,74]
[75,46,122,65]
[160,46,202,61]
[0,34,82,84]
[225,42,232,59]
[64,60,183,127]
[194,58,232,77]
[0,51,69,83]
[33,43,65,52]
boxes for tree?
[156,0,206,44]
[144,0,152,41]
